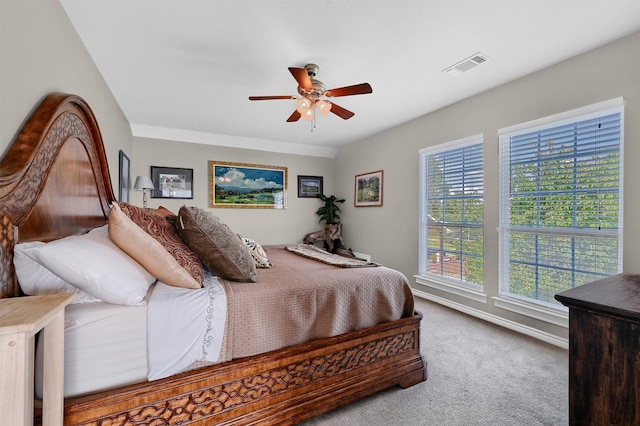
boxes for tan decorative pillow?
[176,206,257,282]
[114,202,204,286]
[108,203,201,289]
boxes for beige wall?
[133,137,334,244]
[0,0,131,189]
[334,32,640,340]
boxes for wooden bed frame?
[0,93,427,425]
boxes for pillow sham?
[20,226,155,305]
[14,242,100,304]
[239,235,272,269]
[108,202,201,289]
[175,206,257,282]
[115,202,204,286]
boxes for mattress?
[35,300,148,398]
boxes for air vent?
[443,53,489,76]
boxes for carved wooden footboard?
[63,312,425,425]
[0,93,426,425]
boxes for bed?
[0,93,426,425]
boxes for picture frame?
[297,175,323,198]
[118,150,130,203]
[150,166,193,199]
[209,161,287,209]
[355,170,384,207]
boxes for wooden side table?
[0,293,74,426]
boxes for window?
[419,135,484,286]
[499,99,623,309]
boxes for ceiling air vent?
[443,53,489,76]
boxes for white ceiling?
[60,0,640,157]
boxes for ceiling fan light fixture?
[301,105,315,120]
[295,97,312,114]
[316,100,332,116]
[248,63,371,123]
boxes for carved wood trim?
[62,314,425,425]
[0,215,16,296]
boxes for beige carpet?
[299,297,569,425]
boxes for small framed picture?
[118,150,130,203]
[354,170,383,207]
[151,166,193,199]
[297,175,323,198]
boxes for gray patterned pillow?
[239,235,272,269]
[176,206,257,282]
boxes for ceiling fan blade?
[289,67,313,91]
[287,110,301,122]
[249,95,296,101]
[328,102,355,120]
[325,83,372,98]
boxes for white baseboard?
[412,288,569,350]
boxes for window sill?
[492,296,568,328]
[414,274,487,304]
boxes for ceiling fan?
[249,63,372,122]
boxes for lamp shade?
[134,176,154,190]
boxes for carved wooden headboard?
[0,93,116,298]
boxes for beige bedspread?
[220,245,414,360]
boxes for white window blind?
[498,100,623,308]
[419,135,484,285]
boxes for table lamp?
[133,176,154,208]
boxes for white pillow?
[21,226,155,305]
[14,241,100,304]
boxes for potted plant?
[315,193,345,225]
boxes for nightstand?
[0,293,74,426]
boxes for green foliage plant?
[316,194,345,225]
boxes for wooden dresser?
[555,273,640,426]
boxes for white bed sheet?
[35,271,227,398]
[147,271,226,380]
[35,300,148,398]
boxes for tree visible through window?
[499,102,623,308]
[419,136,484,286]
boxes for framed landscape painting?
[355,170,383,207]
[209,161,287,209]
[297,175,323,198]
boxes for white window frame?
[418,134,485,300]
[497,98,624,320]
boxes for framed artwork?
[209,161,287,209]
[150,166,193,199]
[118,150,130,203]
[297,175,323,198]
[354,170,383,207]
